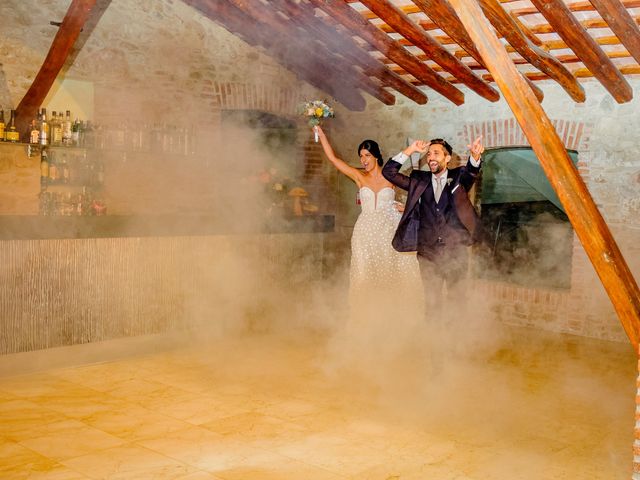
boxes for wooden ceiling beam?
[451,0,640,349]
[410,0,543,101]
[226,0,396,106]
[182,0,367,111]
[308,0,465,105]
[478,0,585,101]
[270,0,428,105]
[528,14,640,34]
[511,0,640,17]
[15,0,98,133]
[529,0,632,102]
[359,0,500,102]
[588,0,640,64]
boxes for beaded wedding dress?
[349,187,422,312]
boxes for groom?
[382,136,485,309]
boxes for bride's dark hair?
[357,139,384,167]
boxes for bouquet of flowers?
[300,100,334,142]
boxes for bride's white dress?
[349,186,422,311]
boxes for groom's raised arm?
[459,135,484,191]
[382,152,411,191]
[383,140,428,191]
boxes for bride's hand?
[314,125,326,138]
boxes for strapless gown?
[349,187,422,313]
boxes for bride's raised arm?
[314,126,361,184]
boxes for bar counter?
[0,214,335,240]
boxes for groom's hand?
[468,135,484,161]
[403,140,429,157]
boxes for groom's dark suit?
[382,156,483,300]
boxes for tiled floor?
[0,327,636,479]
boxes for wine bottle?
[39,108,49,146]
[51,111,63,146]
[5,110,20,142]
[0,109,5,141]
[62,110,72,145]
[40,149,50,187]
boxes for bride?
[314,126,422,324]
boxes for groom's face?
[426,144,451,174]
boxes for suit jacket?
[382,158,482,255]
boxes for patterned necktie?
[435,176,444,203]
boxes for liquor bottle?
[0,109,5,141]
[51,111,63,146]
[62,110,72,145]
[83,121,95,148]
[5,110,20,142]
[39,108,49,146]
[71,118,80,146]
[29,118,39,144]
[48,150,58,184]
[59,154,70,184]
[40,149,50,187]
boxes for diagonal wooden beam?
[511,0,640,17]
[588,0,640,64]
[450,0,640,348]
[182,0,367,111]
[269,0,428,105]
[478,0,586,102]
[15,0,98,133]
[410,0,543,101]
[308,0,465,105]
[226,0,395,106]
[358,0,500,102]
[529,0,632,103]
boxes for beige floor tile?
[0,440,88,480]
[137,426,278,473]
[0,375,82,399]
[0,399,70,441]
[19,421,126,460]
[61,444,197,479]
[82,406,194,442]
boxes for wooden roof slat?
[308,0,465,105]
[527,14,640,34]
[529,0,632,102]
[478,0,585,101]
[226,0,396,106]
[270,0,428,105]
[511,0,640,17]
[409,0,544,100]
[588,0,640,64]
[450,0,640,349]
[15,0,98,133]
[359,0,500,101]
[183,0,367,111]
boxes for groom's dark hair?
[357,139,384,166]
[429,138,453,156]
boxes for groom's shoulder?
[410,169,430,180]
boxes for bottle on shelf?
[71,118,80,146]
[51,111,63,146]
[29,117,40,144]
[62,110,72,146]
[0,109,5,141]
[39,108,49,146]
[5,110,20,142]
[40,149,49,188]
[48,149,58,184]
[59,153,70,184]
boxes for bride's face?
[359,149,377,172]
